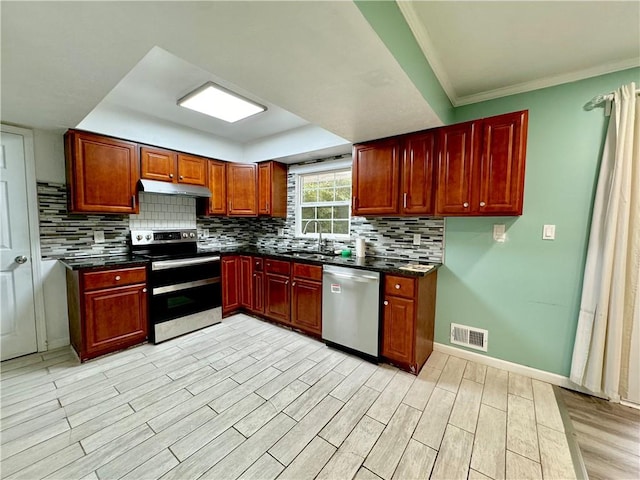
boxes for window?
[294,160,352,240]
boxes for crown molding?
[455,57,640,106]
[396,1,457,105]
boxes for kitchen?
[2,1,639,479]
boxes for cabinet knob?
[115,275,121,281]
[285,280,289,285]
[463,202,469,208]
[395,284,400,289]
[384,300,389,306]
[253,274,256,277]
[292,281,296,286]
[479,201,486,207]
[169,174,174,178]
[142,288,147,293]
[179,175,184,180]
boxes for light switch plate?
[413,233,421,246]
[543,224,556,240]
[93,230,105,243]
[493,224,506,243]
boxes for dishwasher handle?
[324,271,379,283]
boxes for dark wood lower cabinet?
[291,279,322,336]
[382,271,437,373]
[66,265,148,362]
[239,256,253,309]
[222,256,240,315]
[264,273,291,324]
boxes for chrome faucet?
[303,220,323,252]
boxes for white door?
[0,129,38,360]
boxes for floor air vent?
[450,323,488,352]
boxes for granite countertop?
[59,254,149,271]
[208,245,440,277]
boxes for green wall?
[436,68,639,375]
[354,1,454,125]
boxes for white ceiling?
[2,1,638,164]
[399,1,640,106]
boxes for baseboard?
[433,342,605,397]
[47,338,71,350]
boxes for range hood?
[138,179,212,198]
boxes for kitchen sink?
[286,250,334,261]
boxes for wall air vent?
[450,323,488,352]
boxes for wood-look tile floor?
[1,313,577,480]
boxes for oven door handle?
[153,277,221,295]
[152,256,221,271]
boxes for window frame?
[291,158,353,241]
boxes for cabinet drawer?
[83,266,147,291]
[253,257,264,272]
[265,259,290,276]
[384,275,415,299]
[292,262,322,281]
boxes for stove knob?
[189,232,195,238]
[145,234,152,240]
[136,235,143,241]
[182,232,188,238]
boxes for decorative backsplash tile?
[129,192,196,230]
[37,182,130,259]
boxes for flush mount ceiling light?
[177,82,266,123]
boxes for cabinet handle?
[463,202,469,208]
[115,275,121,281]
[384,300,389,306]
[480,201,486,207]
[285,280,289,285]
[228,201,232,211]
[403,193,408,208]
[169,174,174,178]
[266,201,269,210]
[142,288,147,293]
[292,281,296,286]
[132,195,136,209]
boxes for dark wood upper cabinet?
[478,111,528,216]
[207,160,227,215]
[140,147,206,186]
[435,111,528,216]
[352,139,400,216]
[227,164,258,216]
[435,122,476,215]
[401,131,436,215]
[258,161,287,217]
[140,146,177,182]
[177,153,207,186]
[65,130,140,214]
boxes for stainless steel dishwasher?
[322,265,380,358]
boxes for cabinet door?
[291,279,322,336]
[239,256,253,309]
[140,146,176,182]
[252,271,264,314]
[207,160,227,215]
[177,154,207,186]
[352,140,400,215]
[478,111,528,215]
[382,296,415,365]
[435,122,476,215]
[258,162,272,215]
[83,284,147,357]
[401,132,435,215]
[227,164,258,216]
[265,274,290,323]
[222,256,240,315]
[65,131,139,214]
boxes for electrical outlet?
[493,224,506,243]
[203,229,209,238]
[277,228,284,237]
[413,233,421,246]
[93,230,105,243]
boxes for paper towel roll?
[355,238,366,257]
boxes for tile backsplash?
[38,162,444,263]
[129,192,196,230]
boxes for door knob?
[15,255,28,264]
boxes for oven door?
[149,256,221,324]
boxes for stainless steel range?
[131,229,221,343]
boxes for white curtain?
[570,82,640,402]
